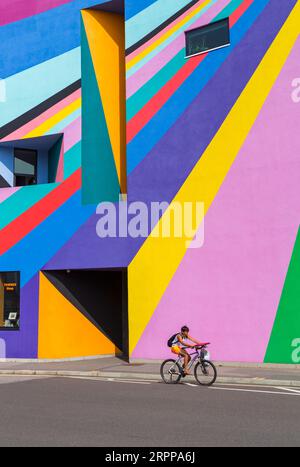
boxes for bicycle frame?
[175,346,207,372]
[161,344,216,385]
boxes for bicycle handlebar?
[182,343,210,350]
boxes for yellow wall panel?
[82,10,126,193]
[38,273,117,359]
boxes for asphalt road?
[0,375,299,447]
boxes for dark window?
[0,174,10,188]
[185,18,230,58]
[0,272,20,330]
[14,148,37,187]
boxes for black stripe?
[0,80,81,140]
[125,0,200,56]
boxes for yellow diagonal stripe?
[23,98,81,139]
[126,0,211,71]
[128,1,300,354]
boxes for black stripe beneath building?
[0,80,81,140]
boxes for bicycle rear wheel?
[194,361,217,386]
[160,359,182,384]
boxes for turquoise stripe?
[0,139,82,228]
[0,183,58,230]
[127,50,185,121]
[127,0,270,173]
[81,18,120,205]
[0,47,80,127]
[127,0,244,120]
[0,191,94,287]
[126,0,194,49]
[126,0,217,79]
[64,142,81,178]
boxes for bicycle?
[160,344,217,386]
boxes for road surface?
[0,375,299,447]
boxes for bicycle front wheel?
[194,361,217,386]
[160,359,182,384]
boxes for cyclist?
[171,326,204,375]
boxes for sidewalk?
[0,357,300,387]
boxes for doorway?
[43,269,128,358]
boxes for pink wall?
[0,0,73,26]
[132,37,300,362]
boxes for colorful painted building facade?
[0,0,300,363]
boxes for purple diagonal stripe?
[45,0,296,270]
[0,274,39,358]
[129,0,297,204]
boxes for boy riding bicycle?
[170,326,205,375]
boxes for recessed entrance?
[43,269,128,358]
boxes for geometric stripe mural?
[81,9,124,204]
[0,0,299,363]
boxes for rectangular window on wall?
[0,134,64,189]
[185,18,230,58]
[0,272,20,330]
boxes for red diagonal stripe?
[127,0,254,143]
[0,169,81,255]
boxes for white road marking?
[111,379,152,385]
[211,386,300,396]
[68,376,152,385]
[275,387,300,395]
[214,382,284,389]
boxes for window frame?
[185,17,230,59]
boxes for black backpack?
[167,333,179,348]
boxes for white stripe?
[68,376,152,385]
[275,387,300,394]
[211,386,300,396]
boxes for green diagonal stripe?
[264,227,300,364]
